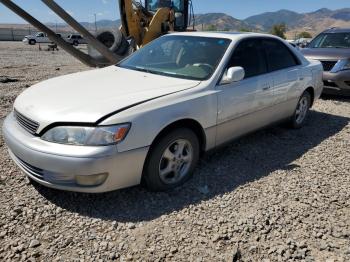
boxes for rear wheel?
[29,39,36,45]
[289,91,312,129]
[143,128,200,191]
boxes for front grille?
[14,109,39,135]
[15,156,45,181]
[12,153,75,185]
[320,61,337,72]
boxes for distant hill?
[194,13,252,31]
[195,8,350,38]
[243,8,350,37]
[244,9,304,31]
[2,8,350,39]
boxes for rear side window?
[263,39,300,72]
[227,39,267,78]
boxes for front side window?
[118,35,231,81]
[227,39,267,78]
[308,32,350,49]
[263,39,299,72]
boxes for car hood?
[14,66,200,131]
[301,48,350,61]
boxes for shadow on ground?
[321,94,350,102]
[34,110,350,222]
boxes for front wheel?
[289,91,312,129]
[143,128,200,191]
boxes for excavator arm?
[0,0,194,67]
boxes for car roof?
[169,31,283,41]
[322,27,350,33]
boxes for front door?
[216,38,274,146]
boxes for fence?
[0,27,74,41]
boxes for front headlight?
[332,59,350,72]
[41,124,131,146]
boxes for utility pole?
[94,13,97,32]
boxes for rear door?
[262,39,303,109]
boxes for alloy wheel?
[158,139,193,185]
[295,96,309,124]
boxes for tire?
[29,39,36,45]
[289,91,312,129]
[143,128,200,191]
[73,40,79,46]
[88,28,130,64]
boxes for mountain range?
[2,8,350,39]
[87,8,350,38]
[194,8,350,38]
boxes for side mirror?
[220,66,245,85]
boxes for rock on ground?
[0,42,349,261]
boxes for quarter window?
[263,39,299,72]
[227,39,267,78]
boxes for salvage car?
[3,32,323,193]
[301,28,350,95]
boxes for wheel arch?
[149,118,207,154]
[305,86,315,107]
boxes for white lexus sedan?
[3,32,323,193]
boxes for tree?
[239,28,251,32]
[270,23,287,39]
[206,24,217,31]
[297,31,312,39]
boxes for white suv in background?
[66,34,86,46]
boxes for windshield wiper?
[134,66,152,73]
[322,46,350,49]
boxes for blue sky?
[0,0,349,23]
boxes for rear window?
[263,39,300,72]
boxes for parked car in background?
[23,32,50,45]
[294,38,312,48]
[286,40,298,49]
[301,28,350,95]
[3,32,323,193]
[66,34,86,46]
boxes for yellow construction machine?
[0,0,195,67]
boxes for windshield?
[118,35,231,81]
[147,0,184,12]
[309,32,350,48]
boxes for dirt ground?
[0,41,349,261]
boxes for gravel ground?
[0,41,349,262]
